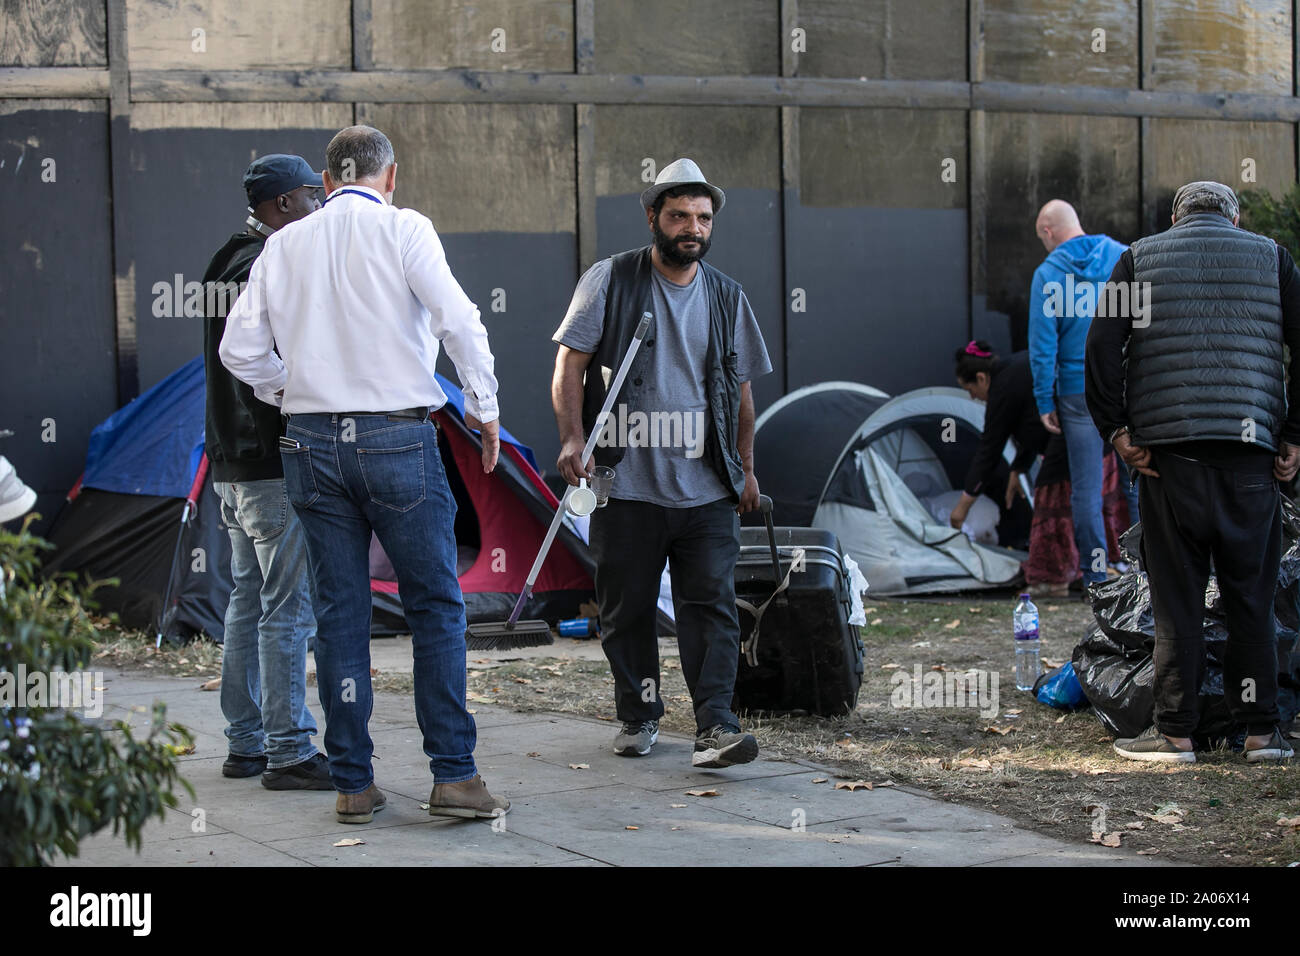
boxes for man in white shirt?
[220,125,510,824]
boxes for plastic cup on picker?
[591,465,615,507]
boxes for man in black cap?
[1087,179,1300,764]
[202,153,329,790]
[551,158,772,767]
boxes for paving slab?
[262,817,580,866]
[62,668,1172,867]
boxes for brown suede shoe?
[336,783,387,824]
[428,774,510,819]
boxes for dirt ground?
[95,590,1300,865]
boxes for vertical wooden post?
[1139,0,1157,236]
[574,0,596,273]
[107,0,137,405]
[352,0,373,126]
[967,0,985,342]
[778,0,799,396]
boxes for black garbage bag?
[1073,497,1300,744]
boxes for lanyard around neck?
[325,188,383,205]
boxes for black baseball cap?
[242,153,323,206]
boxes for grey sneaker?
[1113,726,1196,763]
[692,724,758,768]
[1245,728,1295,763]
[613,720,659,756]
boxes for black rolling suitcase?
[732,496,865,716]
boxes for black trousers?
[1139,450,1282,737]
[588,497,741,731]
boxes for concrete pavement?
[61,667,1170,867]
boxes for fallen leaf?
[1056,715,1066,724]
[870,618,883,626]
[1125,822,1145,830]
[467,693,494,703]
[943,619,961,630]
[875,780,896,787]
[1277,816,1300,829]
[863,606,877,613]
[625,826,639,830]
[1004,709,1023,716]
[568,763,590,770]
[468,670,485,677]
[834,780,873,791]
[1137,848,1159,856]
[956,758,992,771]
[911,640,932,648]
[333,838,365,847]
[984,725,1016,736]
[369,667,379,676]
[1090,832,1122,847]
[880,663,900,670]
[1042,658,1063,669]
[931,664,948,672]
[685,788,719,797]
[466,708,477,715]
[168,744,196,756]
[670,803,687,808]
[811,777,829,784]
[512,677,532,685]
[526,751,541,758]
[199,677,222,691]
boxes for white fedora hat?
[639,157,726,213]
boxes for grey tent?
[755,385,1026,596]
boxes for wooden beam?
[973,82,1300,122]
[779,0,797,396]
[352,0,373,71]
[1138,0,1157,236]
[967,0,984,342]
[0,67,110,97]
[574,0,596,271]
[106,1,137,406]
[127,69,973,107]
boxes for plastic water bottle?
[1013,593,1041,691]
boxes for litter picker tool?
[466,311,653,650]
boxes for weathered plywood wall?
[4,0,1300,521]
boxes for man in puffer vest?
[1086,180,1300,764]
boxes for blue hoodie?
[1028,233,1127,415]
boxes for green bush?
[0,518,193,866]
[1240,184,1300,264]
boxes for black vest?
[581,246,746,500]
[1128,213,1285,452]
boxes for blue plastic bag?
[1034,661,1088,710]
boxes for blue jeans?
[1057,393,1108,584]
[1115,457,1141,532]
[215,478,319,769]
[280,413,476,793]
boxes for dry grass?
[454,594,1300,866]
[93,596,1300,864]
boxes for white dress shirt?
[219,184,498,422]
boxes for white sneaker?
[0,456,36,524]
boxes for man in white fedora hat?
[551,157,772,767]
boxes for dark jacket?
[963,351,1051,497]
[1086,215,1300,462]
[202,232,284,482]
[582,246,746,501]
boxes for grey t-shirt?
[553,256,772,508]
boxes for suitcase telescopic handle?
[757,494,781,582]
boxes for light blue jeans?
[216,478,319,769]
[1057,393,1108,584]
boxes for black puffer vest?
[1128,212,1284,452]
[580,246,746,501]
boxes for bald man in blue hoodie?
[1029,200,1128,590]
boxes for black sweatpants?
[1138,450,1282,737]
[587,497,741,731]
